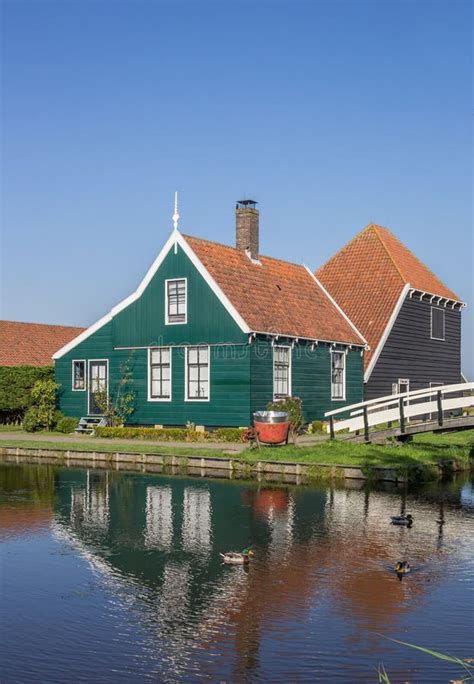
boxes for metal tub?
[253,411,291,445]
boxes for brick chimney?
[236,199,259,261]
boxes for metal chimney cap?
[236,199,258,208]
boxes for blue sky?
[1,0,472,375]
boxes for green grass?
[0,429,472,469]
[0,425,66,435]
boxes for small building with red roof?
[53,201,367,426]
[0,320,85,367]
[316,224,465,400]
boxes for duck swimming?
[220,548,255,565]
[391,514,413,526]
[395,561,411,574]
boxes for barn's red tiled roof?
[0,320,85,366]
[316,224,462,369]
[183,235,365,345]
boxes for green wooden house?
[54,201,367,427]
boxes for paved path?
[0,430,328,452]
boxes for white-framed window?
[273,346,291,400]
[165,278,187,324]
[331,350,346,400]
[185,346,210,401]
[148,348,172,401]
[398,378,410,394]
[431,307,445,340]
[72,360,86,391]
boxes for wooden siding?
[57,341,251,427]
[55,241,365,427]
[56,242,250,426]
[250,338,364,421]
[112,244,246,347]
[365,295,462,400]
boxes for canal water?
[0,462,473,683]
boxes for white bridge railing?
[324,382,474,441]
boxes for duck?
[395,561,411,574]
[220,548,254,565]
[391,514,413,526]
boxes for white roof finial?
[172,191,180,231]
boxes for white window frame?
[273,345,292,400]
[330,350,346,401]
[185,346,210,402]
[430,306,445,341]
[87,359,109,415]
[147,347,172,402]
[165,278,187,325]
[398,378,410,394]
[72,359,87,391]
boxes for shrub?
[56,416,79,434]
[212,427,246,442]
[52,409,64,428]
[95,426,191,441]
[31,379,59,431]
[0,365,55,424]
[267,396,305,443]
[23,407,41,432]
[307,420,325,434]
[94,426,240,442]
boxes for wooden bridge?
[325,382,474,443]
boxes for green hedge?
[212,427,246,442]
[0,366,55,424]
[95,426,246,442]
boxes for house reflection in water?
[70,470,109,531]
[145,486,172,550]
[182,487,211,554]
[53,469,472,680]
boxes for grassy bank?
[0,429,472,469]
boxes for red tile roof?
[0,320,85,366]
[316,224,462,369]
[183,235,365,345]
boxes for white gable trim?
[304,266,368,347]
[177,234,250,333]
[364,283,411,383]
[53,230,251,360]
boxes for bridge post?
[437,390,443,427]
[363,406,370,442]
[399,397,405,434]
[329,416,335,440]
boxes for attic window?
[166,279,187,325]
[431,307,445,341]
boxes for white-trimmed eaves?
[364,282,411,383]
[53,230,251,360]
[304,266,369,348]
[178,235,250,333]
[409,287,466,308]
